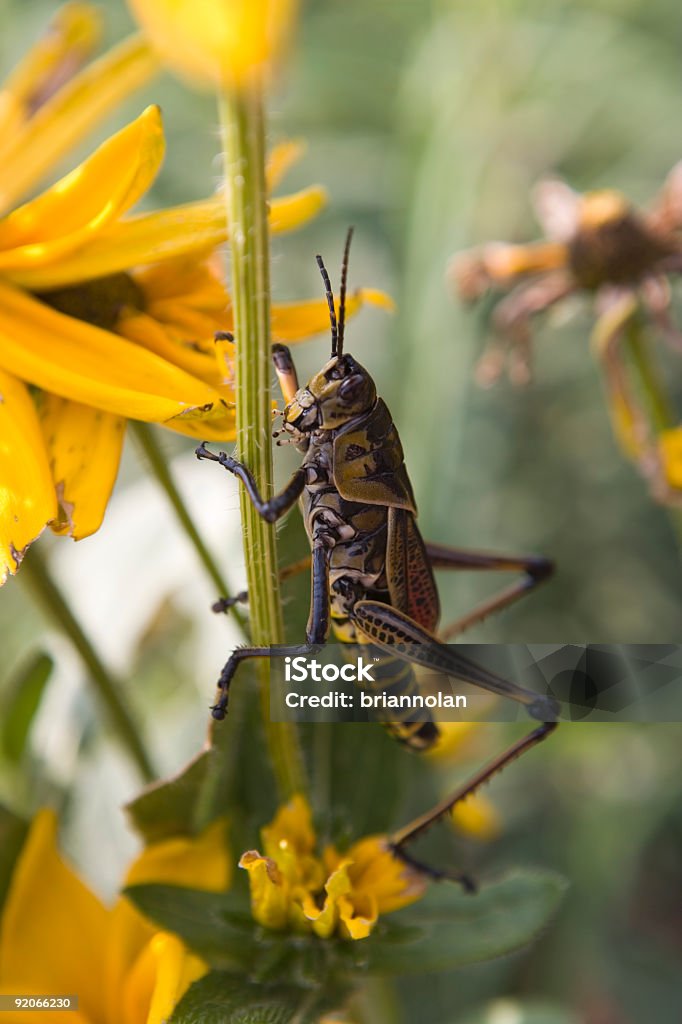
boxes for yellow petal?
[105,899,157,1024]
[342,836,427,915]
[39,395,125,540]
[0,810,108,1021]
[451,794,501,841]
[268,184,328,234]
[0,281,224,422]
[128,0,298,90]
[271,288,395,342]
[118,312,230,390]
[0,3,101,134]
[8,187,326,291]
[266,139,305,191]
[125,818,232,892]
[0,106,165,271]
[239,851,290,930]
[0,370,57,584]
[262,794,316,860]
[0,34,159,215]
[424,721,480,760]
[659,427,682,489]
[143,933,207,1024]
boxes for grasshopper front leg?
[195,443,328,719]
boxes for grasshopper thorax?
[284,353,377,433]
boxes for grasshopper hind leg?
[390,720,558,888]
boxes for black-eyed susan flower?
[451,169,682,504]
[127,0,298,91]
[239,795,426,941]
[0,8,385,583]
[0,810,230,1024]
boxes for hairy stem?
[218,80,306,798]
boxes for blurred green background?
[1,1,682,1022]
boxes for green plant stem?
[21,546,155,782]
[218,79,306,799]
[131,421,247,633]
[626,321,682,546]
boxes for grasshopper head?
[284,353,377,433]
[283,228,379,434]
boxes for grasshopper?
[197,230,559,883]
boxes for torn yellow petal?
[125,818,232,892]
[0,3,101,135]
[0,810,108,1021]
[128,0,298,90]
[659,427,682,489]
[0,34,159,216]
[451,794,501,841]
[0,370,57,584]
[0,106,164,270]
[271,288,394,342]
[8,187,326,291]
[143,933,208,1024]
[239,851,290,930]
[304,862,351,939]
[0,281,224,422]
[266,139,305,191]
[39,395,125,541]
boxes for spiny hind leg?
[389,721,558,885]
[423,542,553,641]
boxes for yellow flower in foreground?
[0,7,386,583]
[0,810,230,1024]
[239,796,426,941]
[127,0,298,90]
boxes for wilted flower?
[239,795,426,940]
[0,810,230,1024]
[127,0,298,90]
[451,168,682,504]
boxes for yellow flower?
[0,8,385,582]
[127,0,299,90]
[450,169,682,504]
[0,809,230,1024]
[239,795,426,941]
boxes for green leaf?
[124,883,258,966]
[1,653,53,762]
[352,869,568,975]
[125,749,213,843]
[0,805,29,914]
[170,971,337,1024]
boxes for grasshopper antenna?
[337,226,354,358]
[316,253,338,357]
